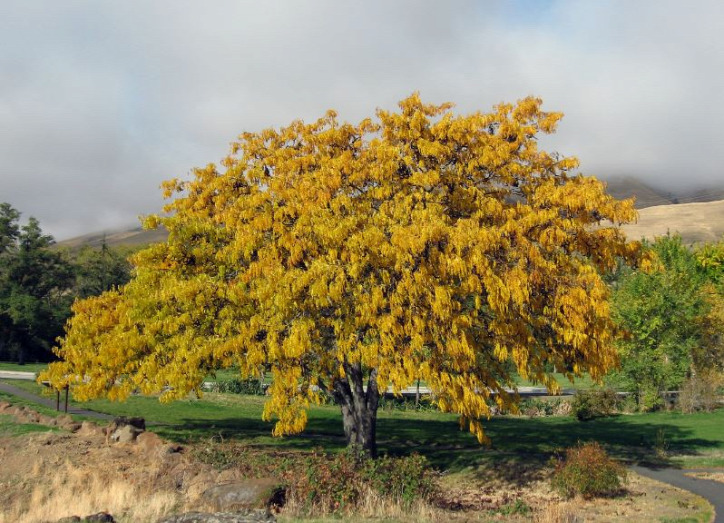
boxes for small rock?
[65,422,82,433]
[82,512,115,522]
[110,416,146,430]
[202,479,283,512]
[157,510,275,523]
[110,424,142,444]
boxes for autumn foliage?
[42,94,647,455]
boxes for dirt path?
[0,381,114,420]
[632,465,723,522]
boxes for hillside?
[56,177,724,249]
[56,226,169,250]
[604,176,674,208]
[621,199,724,245]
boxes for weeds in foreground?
[0,461,179,523]
[195,443,437,515]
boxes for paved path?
[632,465,723,522]
[0,380,114,420]
[0,370,36,380]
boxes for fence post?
[64,385,69,413]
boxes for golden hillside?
[621,199,724,245]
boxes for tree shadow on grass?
[152,412,348,452]
[379,413,723,481]
[146,408,723,485]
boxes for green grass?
[0,361,47,373]
[512,371,630,391]
[0,414,58,437]
[2,378,723,471]
[512,371,596,390]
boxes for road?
[632,465,723,522]
[0,376,113,420]
[0,370,37,380]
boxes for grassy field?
[0,414,60,438]
[0,362,48,373]
[2,377,723,471]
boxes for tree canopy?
[0,206,75,363]
[612,235,724,409]
[43,95,648,455]
[0,204,135,363]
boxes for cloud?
[1,0,723,239]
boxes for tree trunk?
[333,362,380,458]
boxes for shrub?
[551,441,627,499]
[378,395,437,412]
[362,453,436,506]
[194,443,437,514]
[518,397,571,417]
[678,371,723,413]
[210,378,267,395]
[571,388,619,421]
[292,449,436,512]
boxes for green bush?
[551,441,627,499]
[211,378,267,395]
[378,395,437,412]
[571,388,619,421]
[362,453,436,506]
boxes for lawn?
[2,377,723,471]
[0,413,59,437]
[0,361,48,373]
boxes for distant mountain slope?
[603,176,724,209]
[56,226,168,250]
[603,176,673,208]
[676,187,724,205]
[56,177,724,249]
[621,199,724,245]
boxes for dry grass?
[535,500,581,523]
[621,199,724,244]
[280,488,442,521]
[0,405,716,523]
[0,459,180,523]
[685,471,724,484]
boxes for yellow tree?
[42,95,648,456]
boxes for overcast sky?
[2,1,723,240]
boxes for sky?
[1,0,724,240]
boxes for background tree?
[696,240,724,289]
[0,204,137,363]
[0,209,75,363]
[43,95,647,456]
[72,241,134,298]
[611,234,724,409]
